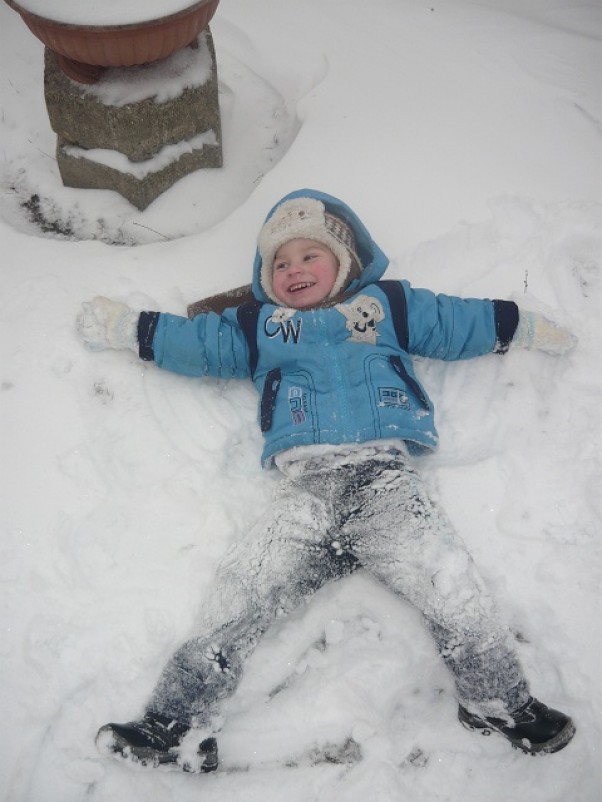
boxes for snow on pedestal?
[44,30,222,210]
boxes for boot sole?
[97,727,218,772]
[459,709,576,755]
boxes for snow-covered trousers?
[147,446,530,727]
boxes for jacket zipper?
[260,368,282,432]
[389,355,430,409]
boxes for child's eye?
[274,261,288,271]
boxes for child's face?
[271,238,339,308]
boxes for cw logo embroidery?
[264,308,303,343]
[335,295,385,344]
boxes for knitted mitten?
[77,296,139,352]
[513,311,576,355]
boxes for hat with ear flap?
[257,197,362,303]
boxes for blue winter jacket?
[138,189,519,467]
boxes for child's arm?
[403,283,575,360]
[77,296,251,379]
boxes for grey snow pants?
[147,447,529,727]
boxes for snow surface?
[81,33,214,107]
[1,1,601,801]
[7,0,202,27]
[63,131,218,180]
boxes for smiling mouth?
[289,282,315,293]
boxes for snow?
[0,0,601,801]
[63,131,218,180]
[81,34,214,107]
[8,0,203,27]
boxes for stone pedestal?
[44,29,222,209]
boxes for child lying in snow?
[78,189,576,772]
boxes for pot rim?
[4,0,214,32]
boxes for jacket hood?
[251,189,389,303]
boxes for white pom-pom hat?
[257,197,361,303]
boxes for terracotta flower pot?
[4,0,220,83]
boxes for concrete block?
[44,27,222,206]
[56,132,221,210]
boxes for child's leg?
[146,476,357,728]
[331,452,530,718]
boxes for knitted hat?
[257,197,361,303]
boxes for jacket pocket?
[389,355,430,410]
[260,368,282,432]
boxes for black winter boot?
[459,696,575,755]
[96,711,218,772]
